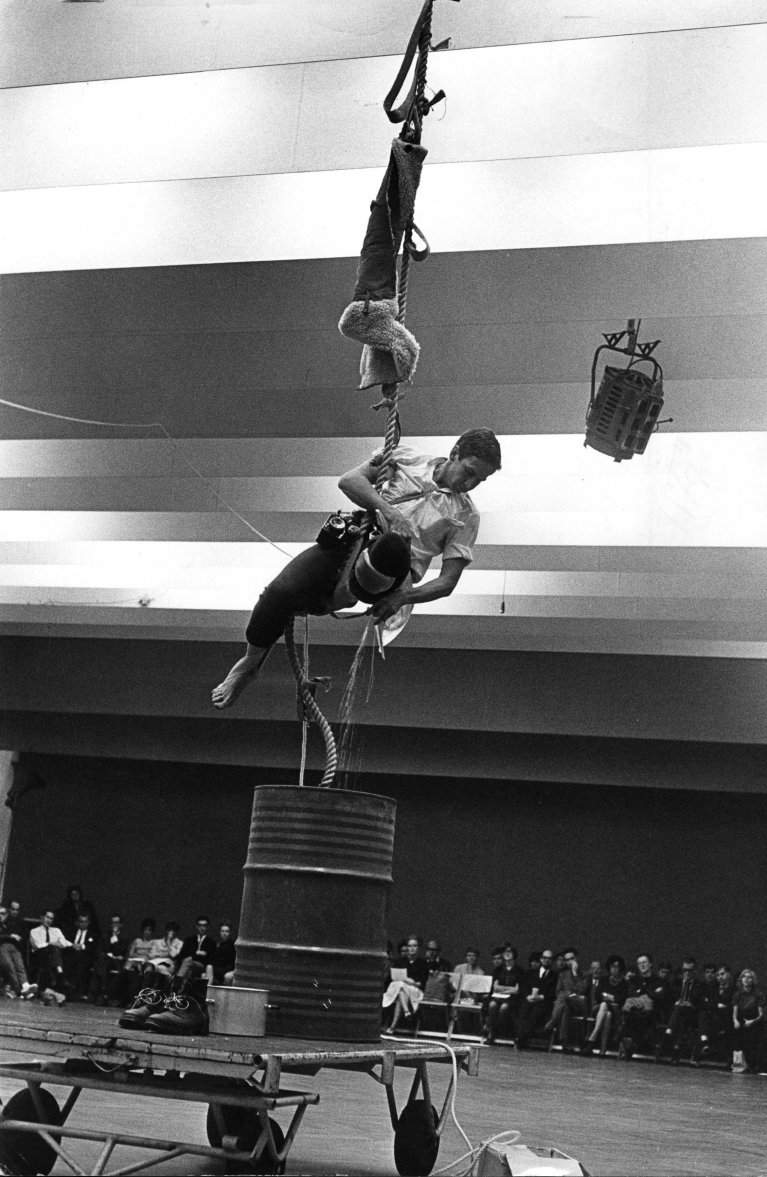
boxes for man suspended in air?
[211,428,501,708]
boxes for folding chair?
[450,973,493,1040]
[415,971,456,1038]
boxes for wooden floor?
[1,1032,765,1176]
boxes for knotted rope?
[288,0,437,786]
[284,615,338,788]
[375,0,435,487]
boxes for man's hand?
[371,590,408,624]
[380,504,417,540]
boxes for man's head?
[109,914,123,932]
[0,906,7,924]
[636,953,654,977]
[437,429,501,494]
[424,940,441,962]
[76,914,90,930]
[9,901,20,918]
[195,917,210,937]
[681,957,697,974]
[464,947,480,968]
[42,910,55,927]
[540,949,555,970]
[502,945,518,966]
[219,923,233,942]
[562,947,579,973]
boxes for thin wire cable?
[0,393,292,556]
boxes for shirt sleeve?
[442,508,479,565]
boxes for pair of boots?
[118,985,208,1036]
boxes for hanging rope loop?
[284,617,338,788]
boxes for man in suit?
[661,956,704,1061]
[63,913,100,999]
[90,913,130,1004]
[517,948,558,1047]
[174,916,217,990]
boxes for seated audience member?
[29,910,71,1004]
[90,914,130,1004]
[174,916,217,991]
[489,946,504,974]
[212,922,237,985]
[654,961,676,1024]
[383,934,429,1032]
[121,919,157,1001]
[698,964,735,1061]
[145,921,184,990]
[582,955,628,1055]
[661,956,703,1061]
[517,948,557,1048]
[63,913,100,999]
[620,952,665,1059]
[55,884,100,942]
[484,944,523,1044]
[0,902,37,999]
[732,968,765,1074]
[454,947,484,978]
[546,948,590,1049]
[584,959,604,1017]
[424,939,453,975]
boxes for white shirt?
[30,924,71,950]
[374,445,480,581]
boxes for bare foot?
[211,650,264,709]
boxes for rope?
[374,0,434,486]
[284,615,338,788]
[287,1,436,787]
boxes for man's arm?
[372,556,468,623]
[338,459,416,539]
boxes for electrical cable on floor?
[379,1033,525,1175]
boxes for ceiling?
[1,2,766,779]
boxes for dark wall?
[5,755,765,979]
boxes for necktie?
[45,927,50,944]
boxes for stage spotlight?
[584,319,667,462]
[475,1141,590,1176]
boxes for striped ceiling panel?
[1,5,766,773]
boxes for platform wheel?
[393,1099,439,1177]
[206,1104,286,1174]
[0,1088,61,1177]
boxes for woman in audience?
[732,968,764,1074]
[484,944,522,1044]
[145,921,184,991]
[383,934,428,1033]
[120,918,157,1002]
[581,955,628,1055]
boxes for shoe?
[52,990,66,1006]
[144,993,209,1037]
[580,1041,594,1056]
[20,982,38,1000]
[118,987,165,1029]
